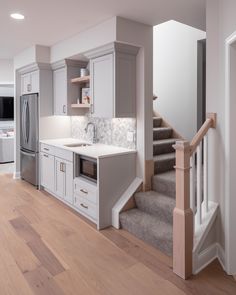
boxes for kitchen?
[17,41,140,228]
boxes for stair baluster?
[173,113,216,279]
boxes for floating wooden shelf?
[71,75,90,84]
[71,103,91,108]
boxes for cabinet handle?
[43,154,48,158]
[60,162,63,172]
[63,105,66,114]
[43,148,49,151]
[80,189,88,194]
[80,203,88,209]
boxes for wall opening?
[153,20,206,140]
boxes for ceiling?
[0,0,206,59]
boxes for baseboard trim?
[193,243,225,274]
[13,171,21,179]
[217,243,226,271]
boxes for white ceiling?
[0,0,206,59]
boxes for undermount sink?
[63,143,92,148]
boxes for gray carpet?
[120,117,177,256]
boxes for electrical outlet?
[127,131,135,142]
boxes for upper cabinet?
[85,42,139,118]
[21,70,39,95]
[52,59,88,116]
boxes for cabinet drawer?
[54,147,73,162]
[74,195,97,220]
[41,143,55,155]
[74,178,97,204]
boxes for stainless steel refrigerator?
[20,93,39,186]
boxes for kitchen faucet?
[85,122,98,144]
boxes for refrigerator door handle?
[21,100,27,144]
[26,100,30,143]
[21,150,36,158]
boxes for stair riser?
[152,177,176,199]
[154,158,175,174]
[153,118,162,128]
[153,143,175,156]
[153,129,172,140]
[135,199,173,224]
[120,214,173,256]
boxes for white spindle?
[204,135,209,212]
[197,142,202,225]
[190,154,196,214]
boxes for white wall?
[0,59,14,83]
[206,0,236,274]
[153,21,206,140]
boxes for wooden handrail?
[190,113,216,156]
[173,112,216,280]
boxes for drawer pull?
[43,154,48,158]
[80,203,88,209]
[80,189,88,194]
[43,148,49,151]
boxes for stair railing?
[173,113,216,279]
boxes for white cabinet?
[21,71,39,95]
[53,68,67,115]
[87,42,139,118]
[55,157,73,204]
[52,59,87,116]
[55,157,65,198]
[40,143,74,205]
[40,152,55,193]
[74,177,97,221]
[90,54,113,118]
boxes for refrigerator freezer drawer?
[20,149,39,186]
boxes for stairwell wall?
[153,20,206,140]
[206,0,236,274]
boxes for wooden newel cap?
[173,141,190,151]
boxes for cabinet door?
[115,53,136,117]
[64,160,73,204]
[40,152,55,192]
[90,54,114,118]
[55,157,65,198]
[30,71,39,93]
[53,68,67,116]
[21,73,31,95]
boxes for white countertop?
[40,138,136,159]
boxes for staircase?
[120,116,177,256]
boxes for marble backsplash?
[71,116,136,149]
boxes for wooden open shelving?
[71,103,90,108]
[71,75,90,84]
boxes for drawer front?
[74,196,97,220]
[74,178,97,204]
[54,147,73,162]
[41,143,55,155]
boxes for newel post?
[173,141,193,279]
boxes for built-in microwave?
[76,155,97,183]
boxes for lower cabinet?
[40,152,55,193]
[40,150,73,205]
[74,177,97,221]
[55,157,73,204]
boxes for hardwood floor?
[0,173,235,295]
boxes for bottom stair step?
[120,209,173,256]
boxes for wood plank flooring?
[0,173,235,295]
